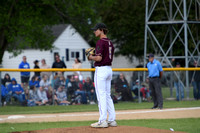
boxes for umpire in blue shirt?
[147,53,163,109]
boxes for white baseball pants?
[94,66,116,123]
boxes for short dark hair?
[100,28,108,35]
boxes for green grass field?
[0,100,200,133]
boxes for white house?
[1,24,140,84]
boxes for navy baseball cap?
[91,23,107,31]
[147,53,154,58]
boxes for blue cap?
[147,53,154,58]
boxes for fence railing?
[0,67,199,107]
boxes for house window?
[71,51,80,59]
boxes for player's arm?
[88,55,102,62]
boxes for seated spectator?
[27,85,42,106]
[67,75,79,98]
[46,87,54,105]
[74,75,87,104]
[1,73,11,87]
[40,74,51,91]
[55,86,70,105]
[29,76,40,88]
[83,77,96,104]
[131,79,143,99]
[1,85,11,106]
[8,78,25,104]
[37,86,48,105]
[54,75,66,91]
[140,86,150,101]
[141,77,151,101]
[67,75,85,104]
[115,73,133,101]
[40,59,51,80]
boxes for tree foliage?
[98,0,146,61]
[0,0,99,64]
[0,0,61,63]
[0,0,198,64]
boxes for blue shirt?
[29,80,40,88]
[147,59,163,77]
[1,85,8,97]
[8,83,24,94]
[19,61,30,76]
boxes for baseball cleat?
[91,121,108,128]
[108,121,117,127]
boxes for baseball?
[170,128,174,131]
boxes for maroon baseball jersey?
[94,38,114,67]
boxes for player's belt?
[95,65,111,67]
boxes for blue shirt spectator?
[1,85,11,105]
[1,85,8,97]
[29,76,40,88]
[19,56,30,76]
[8,78,25,104]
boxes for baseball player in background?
[88,23,117,128]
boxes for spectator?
[140,85,151,101]
[54,75,66,91]
[131,79,143,99]
[67,75,82,104]
[174,62,185,101]
[33,60,41,80]
[1,73,11,87]
[27,85,42,106]
[74,75,87,104]
[141,77,151,101]
[72,58,82,69]
[52,54,67,69]
[72,58,83,81]
[1,85,11,106]
[192,61,200,100]
[147,53,163,109]
[29,76,40,88]
[40,75,51,91]
[46,87,54,105]
[8,78,25,104]
[83,77,96,104]
[55,86,70,105]
[115,73,133,101]
[19,56,30,88]
[37,86,48,105]
[40,59,51,79]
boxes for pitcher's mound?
[12,126,185,133]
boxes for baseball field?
[0,100,200,133]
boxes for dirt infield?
[12,126,185,133]
[1,107,200,123]
[1,107,200,133]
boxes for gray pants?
[149,78,163,108]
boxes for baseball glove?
[85,47,95,60]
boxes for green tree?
[0,0,100,64]
[0,0,62,64]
